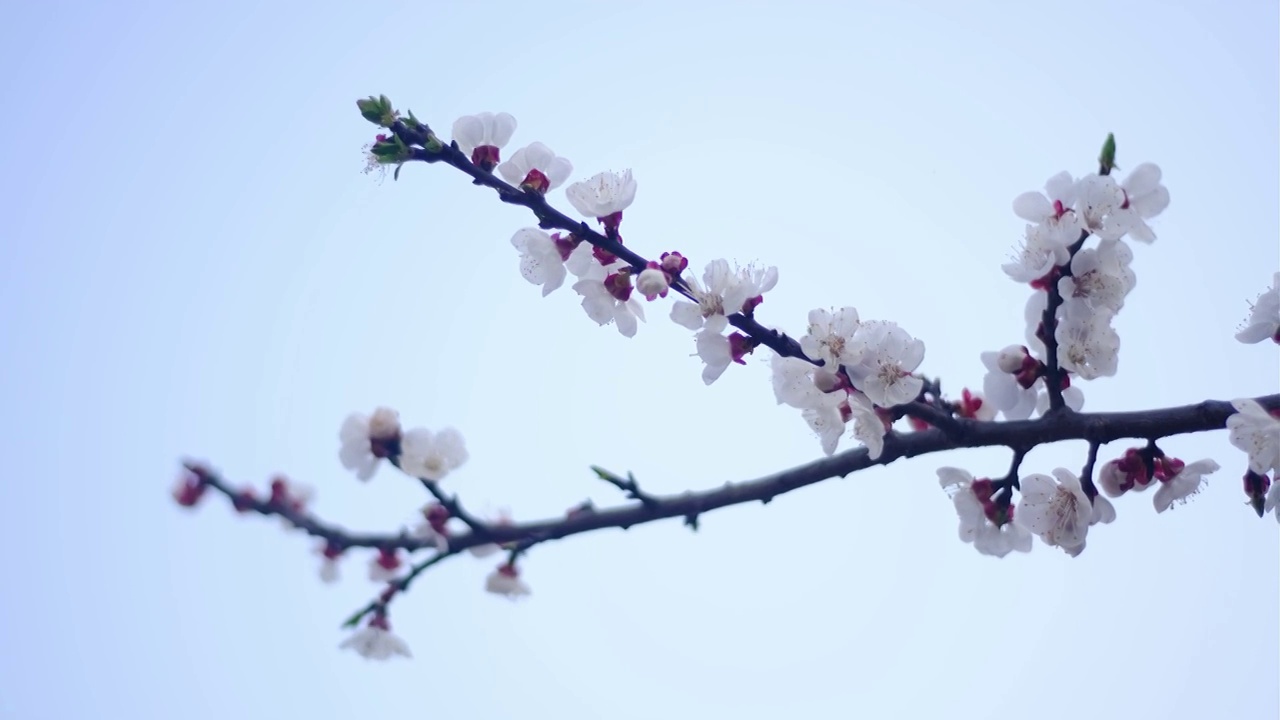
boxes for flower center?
[1049,489,1081,542]
[698,292,725,318]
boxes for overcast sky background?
[1,1,1277,718]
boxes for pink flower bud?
[996,345,1029,374]
[636,265,670,301]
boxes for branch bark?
[186,393,1279,625]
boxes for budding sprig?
[355,95,816,367]
[357,98,995,461]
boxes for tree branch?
[185,392,1279,625]
[1039,230,1089,411]
[389,119,819,364]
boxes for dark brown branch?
[407,470,490,536]
[187,393,1279,626]
[188,469,444,551]
[387,119,976,440]
[388,119,816,366]
[1080,440,1102,499]
[1039,230,1090,411]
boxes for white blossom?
[1153,459,1220,513]
[564,241,596,278]
[770,354,888,457]
[1059,239,1136,313]
[497,142,573,191]
[314,542,342,584]
[318,558,339,584]
[1076,173,1125,233]
[1003,224,1070,283]
[469,543,502,558]
[848,392,886,460]
[510,228,568,296]
[566,170,637,220]
[981,348,1084,420]
[572,261,646,337]
[399,427,469,482]
[451,112,517,156]
[996,344,1031,374]
[1226,399,1280,475]
[339,621,412,661]
[938,467,1032,558]
[670,259,775,333]
[799,307,862,368]
[843,321,925,407]
[1092,494,1117,525]
[981,350,1038,421]
[368,555,400,583]
[737,264,779,301]
[801,392,848,456]
[1033,383,1086,415]
[1055,304,1120,380]
[771,354,827,409]
[1235,272,1280,344]
[338,408,401,481]
[695,329,734,385]
[485,564,531,599]
[1016,468,1094,554]
[1099,163,1169,243]
[1012,171,1084,246]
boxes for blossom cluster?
[441,110,926,459]
[936,162,1280,559]
[336,407,534,658]
[172,101,1279,661]
[770,313,928,458]
[983,166,1167,420]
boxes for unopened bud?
[636,266,670,301]
[660,251,688,275]
[996,345,1029,374]
[368,407,402,441]
[1097,459,1128,498]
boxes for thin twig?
[1079,440,1102,499]
[591,466,659,508]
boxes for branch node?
[591,466,659,508]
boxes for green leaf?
[340,609,366,629]
[1099,132,1117,175]
[370,142,402,158]
[356,94,400,127]
[356,96,384,125]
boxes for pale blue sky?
[1,1,1277,718]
